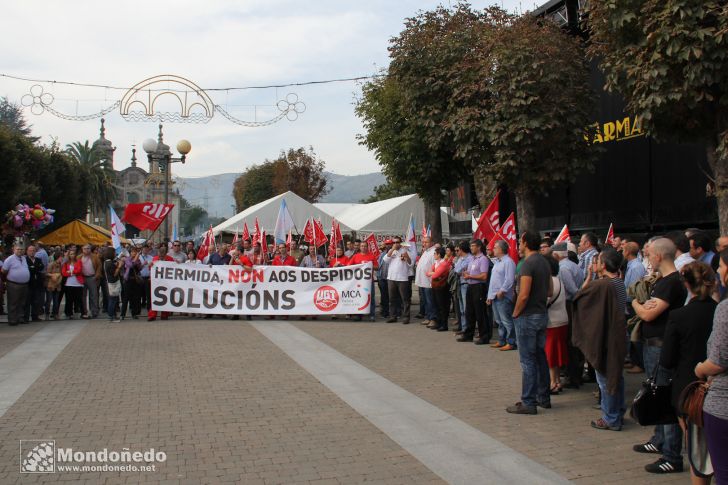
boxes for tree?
[65,141,117,215]
[468,11,599,232]
[232,162,276,212]
[357,5,490,241]
[0,97,39,142]
[232,147,329,212]
[587,1,728,232]
[178,195,208,236]
[271,147,329,202]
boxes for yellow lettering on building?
[585,115,645,144]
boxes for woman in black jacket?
[660,261,717,482]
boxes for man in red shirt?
[148,245,174,321]
[348,242,378,321]
[230,249,253,270]
[272,244,297,266]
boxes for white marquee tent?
[314,194,449,241]
[212,191,353,236]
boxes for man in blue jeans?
[631,238,687,474]
[507,232,553,415]
[487,240,516,350]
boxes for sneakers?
[506,402,537,415]
[633,442,662,454]
[645,458,683,474]
[590,418,621,431]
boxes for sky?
[1,0,527,178]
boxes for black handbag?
[630,366,677,426]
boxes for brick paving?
[0,320,442,484]
[0,320,47,359]
[297,319,684,484]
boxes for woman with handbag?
[102,247,122,323]
[545,255,569,395]
[61,250,84,319]
[45,250,63,320]
[694,249,728,484]
[426,247,452,332]
[120,247,143,320]
[660,261,716,483]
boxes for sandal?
[550,385,561,395]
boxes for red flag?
[605,223,615,246]
[232,229,239,246]
[196,226,214,261]
[122,203,174,232]
[242,222,250,242]
[252,218,261,246]
[555,224,571,243]
[421,222,428,239]
[302,218,314,245]
[365,233,381,260]
[314,218,328,247]
[475,191,499,242]
[329,218,343,255]
[499,212,519,263]
[286,229,292,250]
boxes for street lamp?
[142,124,191,240]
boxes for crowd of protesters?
[2,227,728,479]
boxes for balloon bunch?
[3,203,56,235]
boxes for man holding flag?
[349,238,379,321]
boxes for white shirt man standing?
[414,236,436,325]
[383,237,413,324]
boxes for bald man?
[631,238,687,472]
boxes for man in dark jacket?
[573,248,627,431]
[24,244,46,322]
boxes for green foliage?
[0,125,89,228]
[587,1,728,155]
[178,195,209,235]
[232,147,329,211]
[0,97,38,141]
[478,12,599,193]
[65,140,117,214]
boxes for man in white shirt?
[384,236,413,324]
[414,237,436,325]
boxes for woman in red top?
[329,246,349,267]
[427,247,452,331]
[61,250,84,319]
[148,245,174,321]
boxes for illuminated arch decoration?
[20,75,305,127]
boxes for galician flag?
[109,205,125,255]
[274,199,296,244]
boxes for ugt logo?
[313,286,339,312]
[20,440,55,473]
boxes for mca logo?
[20,440,55,473]
[313,286,339,312]
[341,290,362,298]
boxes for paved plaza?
[0,316,685,484]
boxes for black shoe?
[436,327,449,332]
[506,402,537,415]
[386,317,397,323]
[537,401,552,409]
[474,339,489,345]
[456,337,473,342]
[633,442,662,454]
[401,319,410,324]
[645,458,683,474]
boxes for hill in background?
[174,171,386,218]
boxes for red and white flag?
[499,212,519,263]
[242,222,250,242]
[555,224,571,243]
[605,223,615,246]
[260,228,269,261]
[475,191,499,242]
[303,218,328,247]
[328,218,343,255]
[252,218,261,246]
[231,229,239,246]
[286,229,293,250]
[365,233,381,260]
[122,203,174,232]
[196,226,214,261]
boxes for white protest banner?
[150,261,373,315]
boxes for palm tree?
[65,141,117,215]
